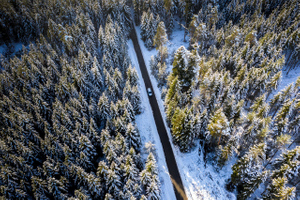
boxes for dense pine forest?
[0,0,161,199]
[0,0,299,199]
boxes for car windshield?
[147,88,152,95]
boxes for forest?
[0,0,299,200]
[0,0,161,199]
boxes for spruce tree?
[153,21,168,51]
[262,177,295,200]
[206,108,230,148]
[125,123,141,152]
[230,143,267,197]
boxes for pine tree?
[123,81,141,114]
[78,134,96,162]
[157,62,168,88]
[172,46,199,89]
[140,11,149,42]
[140,153,159,190]
[206,108,230,148]
[123,157,139,186]
[91,57,103,92]
[115,133,129,156]
[272,146,300,180]
[140,10,159,49]
[98,93,110,125]
[272,99,293,139]
[171,107,197,152]
[126,65,139,87]
[133,0,143,25]
[262,177,295,200]
[86,174,102,198]
[74,188,91,200]
[31,176,48,199]
[47,177,67,199]
[153,21,168,51]
[97,161,108,187]
[106,169,122,199]
[230,143,266,197]
[239,170,268,200]
[125,123,141,152]
[146,181,161,200]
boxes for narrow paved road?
[130,27,188,200]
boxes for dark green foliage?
[0,0,151,199]
[172,46,199,90]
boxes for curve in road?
[130,27,188,200]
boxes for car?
[147,88,153,96]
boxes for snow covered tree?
[262,177,296,200]
[140,153,160,190]
[146,181,161,200]
[239,170,268,200]
[141,11,149,42]
[140,10,159,49]
[74,188,91,200]
[272,146,300,180]
[98,93,110,123]
[125,123,141,152]
[230,143,267,198]
[206,108,230,149]
[172,46,199,90]
[31,176,48,199]
[91,57,103,91]
[106,169,122,199]
[126,65,139,87]
[123,81,142,114]
[157,62,168,88]
[153,21,168,50]
[133,0,143,25]
[47,177,67,199]
[171,107,197,152]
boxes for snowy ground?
[128,40,176,200]
[133,20,236,200]
[268,64,300,100]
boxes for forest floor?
[268,63,300,100]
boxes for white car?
[147,88,153,96]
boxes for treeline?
[136,0,300,199]
[0,0,161,199]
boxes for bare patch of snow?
[268,65,300,100]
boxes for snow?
[268,65,300,100]
[64,35,73,41]
[133,20,236,200]
[127,40,176,200]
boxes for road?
[130,27,188,200]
